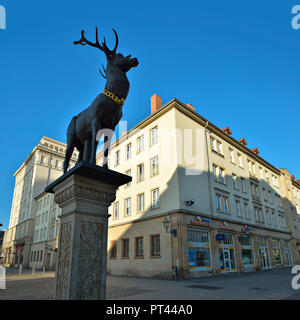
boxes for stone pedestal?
[45,161,131,300]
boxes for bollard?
[32,266,35,275]
[43,266,45,276]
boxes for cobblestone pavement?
[0,267,299,300]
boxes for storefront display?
[239,234,255,266]
[271,239,282,265]
[187,229,211,271]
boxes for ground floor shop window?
[271,239,282,265]
[239,234,255,266]
[188,229,211,271]
[241,249,254,265]
[283,240,293,266]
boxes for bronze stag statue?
[63,27,139,173]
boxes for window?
[137,163,144,182]
[151,156,159,176]
[272,240,281,265]
[122,239,129,258]
[229,149,235,163]
[213,164,226,184]
[254,207,264,223]
[210,137,217,152]
[135,237,144,258]
[235,200,242,217]
[271,211,277,225]
[238,154,243,167]
[126,143,132,160]
[279,214,287,228]
[125,169,132,187]
[40,250,43,262]
[216,194,229,214]
[248,160,256,176]
[150,126,158,145]
[124,198,131,216]
[266,209,271,224]
[113,202,119,219]
[152,188,160,208]
[263,188,268,201]
[251,183,260,201]
[188,229,211,269]
[222,196,229,213]
[40,155,44,164]
[151,235,160,257]
[210,137,223,156]
[115,151,120,166]
[137,193,145,212]
[241,178,246,192]
[244,202,250,219]
[110,241,117,258]
[137,135,144,153]
[216,194,221,211]
[268,191,273,204]
[239,235,254,266]
[217,141,223,155]
[232,174,238,189]
[216,232,234,245]
[260,167,264,180]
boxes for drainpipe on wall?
[204,121,214,218]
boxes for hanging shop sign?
[191,216,212,227]
[219,221,235,231]
[241,226,254,234]
[216,233,226,241]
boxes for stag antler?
[74,27,119,58]
[99,64,107,79]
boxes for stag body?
[63,28,138,173]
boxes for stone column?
[45,161,131,300]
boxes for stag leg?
[102,129,114,169]
[83,140,91,162]
[76,144,83,165]
[63,141,75,174]
[90,121,99,165]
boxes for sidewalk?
[0,266,299,300]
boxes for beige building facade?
[2,95,300,279]
[99,95,300,278]
[2,137,76,268]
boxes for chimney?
[251,147,260,155]
[238,138,247,146]
[186,104,195,111]
[291,174,295,181]
[151,94,162,114]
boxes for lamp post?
[163,217,178,279]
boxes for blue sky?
[0,0,299,228]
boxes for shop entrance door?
[259,247,270,269]
[223,248,232,272]
[284,248,292,266]
[219,247,235,272]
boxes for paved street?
[0,267,299,300]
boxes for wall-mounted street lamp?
[163,217,178,279]
[163,217,177,237]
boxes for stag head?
[74,27,139,78]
